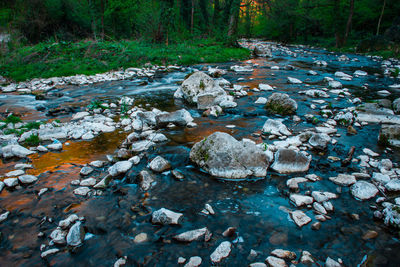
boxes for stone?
[89,160,105,168]
[249,263,267,267]
[329,174,356,186]
[325,257,341,267]
[149,156,171,172]
[184,256,202,267]
[290,194,313,207]
[286,177,308,190]
[131,140,156,152]
[138,170,155,191]
[50,228,67,245]
[308,133,331,150]
[271,149,311,174]
[311,222,321,230]
[372,173,390,184]
[108,161,133,177]
[48,142,63,151]
[59,214,79,229]
[173,227,208,242]
[6,169,25,177]
[67,221,85,246]
[287,77,302,84]
[73,187,91,196]
[385,179,400,191]
[259,84,274,91]
[351,181,379,200]
[2,144,35,158]
[210,241,232,263]
[178,257,186,264]
[300,251,314,264]
[190,132,270,179]
[114,256,127,267]
[152,208,183,225]
[80,178,96,186]
[265,256,287,267]
[262,119,291,136]
[156,109,194,126]
[362,230,378,240]
[363,148,379,157]
[291,210,312,227]
[134,233,148,243]
[270,249,296,260]
[18,175,38,184]
[4,178,18,187]
[266,93,298,115]
[41,248,60,258]
[80,166,94,176]
[313,202,327,214]
[172,170,184,180]
[255,97,268,104]
[72,112,90,120]
[312,191,338,202]
[0,211,10,223]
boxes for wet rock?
[4,178,18,188]
[210,241,231,263]
[2,144,35,158]
[325,257,342,267]
[149,156,171,172]
[308,133,331,150]
[393,98,400,114]
[291,210,312,227]
[41,248,60,258]
[372,173,390,184]
[73,187,91,196]
[313,202,327,214]
[138,170,155,191]
[287,77,302,84]
[300,251,314,264]
[50,228,67,245]
[385,179,400,191]
[48,142,63,151]
[271,149,311,174]
[222,227,237,237]
[262,119,291,136]
[287,177,308,190]
[80,166,94,176]
[131,140,156,152]
[249,263,267,267]
[6,169,25,177]
[80,178,96,186]
[108,161,133,177]
[178,257,186,264]
[67,221,85,246]
[190,132,270,179]
[72,111,90,120]
[152,208,183,225]
[311,222,321,230]
[290,194,313,207]
[172,169,184,180]
[329,174,356,186]
[255,97,268,104]
[173,227,208,242]
[266,93,298,115]
[0,182,4,192]
[259,84,274,91]
[184,256,202,267]
[329,80,342,89]
[265,256,287,267]
[18,174,38,184]
[134,233,148,243]
[0,211,10,223]
[59,214,79,229]
[351,181,379,200]
[89,160,105,168]
[312,191,338,202]
[114,256,127,267]
[270,249,296,260]
[156,109,194,126]
[362,230,378,240]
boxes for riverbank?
[0,39,250,82]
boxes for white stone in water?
[363,148,379,157]
[178,257,186,264]
[313,202,327,214]
[271,149,311,174]
[2,144,35,158]
[325,257,342,267]
[108,161,133,177]
[89,160,105,168]
[291,210,311,227]
[134,233,148,244]
[14,163,33,170]
[255,97,268,104]
[262,119,291,136]
[59,214,79,229]
[80,166,94,176]
[73,187,91,196]
[329,80,342,89]
[372,173,390,184]
[315,126,337,134]
[67,221,84,246]
[377,90,391,96]
[210,241,232,263]
[351,181,378,200]
[149,156,171,173]
[311,191,338,202]
[48,142,63,151]
[18,175,38,184]
[270,249,296,260]
[290,194,313,207]
[0,211,10,223]
[184,256,202,267]
[152,208,183,225]
[72,112,90,120]
[265,256,287,267]
[5,169,25,177]
[323,201,334,212]
[4,178,18,188]
[41,248,60,258]
[131,140,156,152]
[329,174,356,186]
[259,84,274,91]
[287,77,302,84]
[173,227,208,242]
[354,70,367,76]
[37,145,48,152]
[80,178,96,186]
[300,251,314,264]
[50,228,67,244]
[287,177,308,190]
[385,179,400,191]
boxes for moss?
[199,80,205,90]
[3,115,22,124]
[266,102,294,115]
[24,134,40,146]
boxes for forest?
[0,0,399,81]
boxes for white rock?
[351,181,378,200]
[311,191,338,202]
[291,210,312,227]
[2,144,35,158]
[290,194,313,207]
[287,77,302,84]
[80,178,96,186]
[385,179,400,191]
[152,208,183,225]
[5,169,25,177]
[73,187,91,196]
[184,256,202,267]
[67,221,84,246]
[3,178,18,187]
[173,227,208,242]
[329,174,356,186]
[18,175,38,184]
[108,161,133,177]
[265,256,287,267]
[210,241,232,263]
[259,84,274,91]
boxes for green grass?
[3,115,22,124]
[24,134,40,146]
[0,39,250,82]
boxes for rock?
[287,77,302,84]
[363,148,379,157]
[270,149,311,174]
[372,173,390,184]
[259,84,274,91]
[4,178,18,187]
[325,257,341,267]
[290,194,313,207]
[67,221,85,246]
[385,179,400,191]
[90,160,105,168]
[393,98,400,114]
[50,228,67,245]
[0,182,4,192]
[262,119,291,136]
[41,248,60,258]
[270,249,296,260]
[80,166,94,176]
[189,132,270,179]
[354,70,367,76]
[172,169,184,180]
[362,230,378,240]
[80,178,96,186]
[300,251,314,264]
[73,187,91,196]
[18,174,38,184]
[313,202,327,214]
[48,142,63,151]
[286,177,308,190]
[308,133,331,150]
[72,112,90,120]
[0,211,10,223]
[15,163,33,170]
[138,170,155,191]
[311,222,321,230]
[312,191,338,202]
[108,161,133,177]
[156,109,194,126]
[222,227,237,237]
[114,256,127,267]
[149,156,171,172]
[329,174,356,186]
[59,214,79,229]
[255,97,268,104]
[266,93,298,115]
[2,144,35,158]
[291,210,312,227]
[134,233,148,243]
[6,169,25,177]
[329,80,342,89]
[184,256,202,267]
[173,227,208,242]
[210,241,231,263]
[131,140,156,152]
[351,181,379,200]
[178,257,186,264]
[265,256,287,267]
[249,263,267,267]
[152,208,183,225]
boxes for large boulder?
[155,109,194,127]
[271,149,312,173]
[265,93,297,115]
[189,132,270,179]
[1,144,35,159]
[174,71,228,109]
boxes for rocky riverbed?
[1,39,400,266]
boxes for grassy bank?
[0,39,250,82]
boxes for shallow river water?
[1,41,400,266]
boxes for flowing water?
[1,42,400,266]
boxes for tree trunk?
[334,0,342,47]
[376,0,386,35]
[227,0,241,37]
[343,0,355,45]
[191,0,195,34]
[100,0,105,40]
